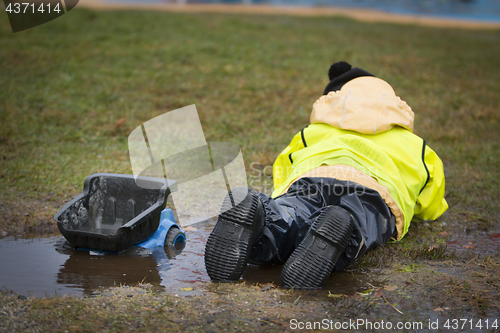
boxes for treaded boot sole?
[204,188,264,282]
[281,206,354,290]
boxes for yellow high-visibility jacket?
[272,76,448,240]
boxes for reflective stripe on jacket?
[271,77,448,240]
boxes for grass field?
[1,8,500,331]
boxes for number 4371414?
[443,318,498,330]
[5,2,61,14]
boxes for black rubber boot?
[204,187,265,282]
[280,206,354,289]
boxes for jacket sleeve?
[272,131,305,191]
[413,145,448,221]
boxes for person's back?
[272,75,448,240]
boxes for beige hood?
[310,77,414,134]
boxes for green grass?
[0,9,499,229]
[1,8,500,327]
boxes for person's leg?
[248,180,332,264]
[280,205,354,289]
[204,179,333,282]
[333,183,395,271]
[280,178,396,289]
[204,177,395,286]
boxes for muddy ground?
[1,194,499,332]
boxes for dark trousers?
[249,177,396,271]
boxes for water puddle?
[4,219,496,298]
[0,220,215,297]
[0,218,370,298]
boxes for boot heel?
[281,206,354,290]
[204,188,264,282]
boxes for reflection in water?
[56,246,164,295]
[0,220,215,297]
[53,222,212,295]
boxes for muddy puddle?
[1,219,499,299]
[0,219,212,298]
[0,218,370,298]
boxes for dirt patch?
[0,191,67,236]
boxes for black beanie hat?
[323,61,375,95]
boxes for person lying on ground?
[204,61,448,289]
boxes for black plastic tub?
[54,173,176,252]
